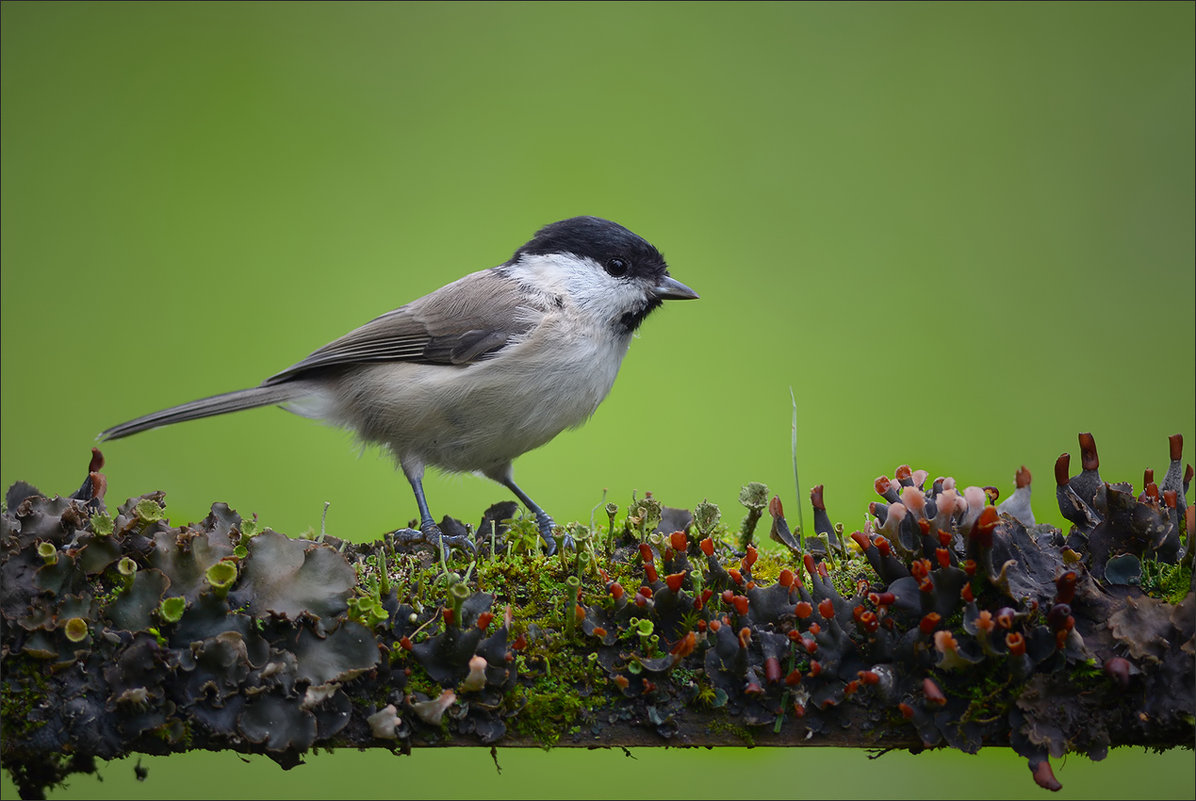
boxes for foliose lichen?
[2,433,1192,798]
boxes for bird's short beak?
[653,275,699,301]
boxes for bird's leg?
[392,473,475,556]
[501,476,571,555]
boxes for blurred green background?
[2,1,1192,798]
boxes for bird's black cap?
[513,216,669,281]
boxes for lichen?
[2,432,1192,798]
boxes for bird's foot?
[537,514,574,556]
[391,520,476,556]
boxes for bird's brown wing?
[263,269,537,384]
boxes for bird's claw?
[391,522,476,556]
[537,515,574,556]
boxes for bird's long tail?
[99,384,306,441]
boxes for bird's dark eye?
[605,258,629,277]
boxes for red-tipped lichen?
[1032,760,1062,792]
[922,678,947,706]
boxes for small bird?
[100,216,697,553]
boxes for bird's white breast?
[309,305,632,477]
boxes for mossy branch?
[3,433,1194,799]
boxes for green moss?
[694,682,720,707]
[458,559,611,749]
[1139,558,1192,605]
[957,666,1016,725]
[475,552,588,629]
[355,553,384,598]
[145,626,167,646]
[706,714,754,746]
[828,548,880,597]
[506,649,603,748]
[90,569,127,608]
[749,549,788,584]
[401,661,441,699]
[1068,658,1104,684]
[0,656,52,743]
[502,517,550,557]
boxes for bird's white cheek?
[569,275,647,323]
[506,253,649,326]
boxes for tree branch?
[2,434,1192,799]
